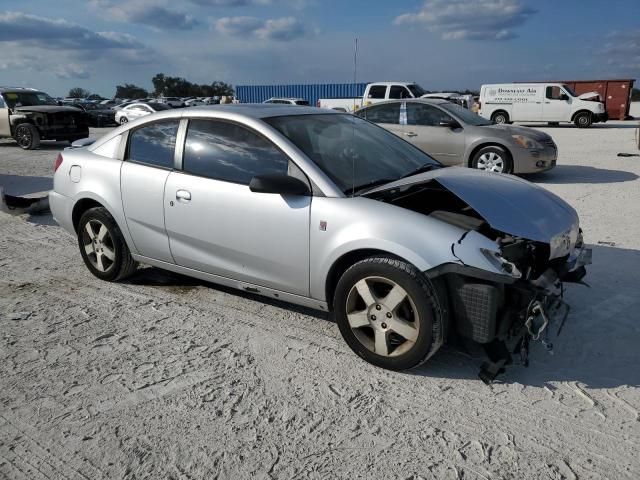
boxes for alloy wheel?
[82,220,116,273]
[345,276,420,357]
[16,126,32,148]
[476,152,505,173]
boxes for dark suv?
[0,87,89,150]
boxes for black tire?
[14,123,41,150]
[77,207,137,281]
[471,145,513,174]
[574,112,592,128]
[491,111,509,125]
[333,256,444,370]
[120,116,128,124]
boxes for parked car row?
[50,104,590,379]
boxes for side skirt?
[132,254,329,312]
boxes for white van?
[479,83,608,128]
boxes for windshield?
[439,102,492,126]
[562,84,578,97]
[265,114,441,194]
[407,84,427,97]
[2,91,57,109]
[148,102,171,111]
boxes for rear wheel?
[574,112,592,128]
[333,256,444,370]
[471,145,512,174]
[491,111,509,125]
[119,116,128,124]
[78,207,137,281]
[14,123,40,150]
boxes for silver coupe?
[50,105,591,378]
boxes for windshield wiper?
[400,163,441,179]
[347,178,396,196]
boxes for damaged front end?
[365,168,592,382]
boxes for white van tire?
[491,111,509,125]
[574,112,592,128]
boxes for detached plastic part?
[0,187,50,215]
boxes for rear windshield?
[2,91,57,108]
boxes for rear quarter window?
[127,121,180,169]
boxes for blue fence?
[236,83,369,106]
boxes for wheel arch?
[490,109,509,122]
[571,109,593,122]
[72,197,104,233]
[325,248,425,311]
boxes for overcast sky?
[1,0,639,97]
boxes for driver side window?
[0,96,5,108]
[546,86,564,100]
[406,104,452,126]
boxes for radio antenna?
[351,37,358,197]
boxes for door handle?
[404,132,417,137]
[176,190,191,202]
[545,102,551,104]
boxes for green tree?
[68,87,91,98]
[115,84,148,99]
[151,73,234,97]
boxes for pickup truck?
[317,82,427,112]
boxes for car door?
[512,86,543,121]
[404,103,466,166]
[120,119,180,263]
[356,102,402,137]
[0,95,10,137]
[542,85,571,122]
[164,118,311,295]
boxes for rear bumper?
[39,128,89,141]
[48,191,75,235]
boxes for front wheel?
[119,116,128,124]
[574,112,592,128]
[14,123,41,150]
[78,207,137,281]
[333,256,444,370]
[471,145,512,174]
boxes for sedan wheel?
[334,256,444,370]
[120,116,128,124]
[477,152,505,173]
[472,146,512,174]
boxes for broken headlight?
[480,248,522,279]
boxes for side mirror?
[439,119,460,129]
[249,174,310,196]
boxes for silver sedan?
[356,99,557,174]
[50,105,589,377]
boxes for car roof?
[186,104,335,118]
[0,87,42,94]
[360,98,449,108]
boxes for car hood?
[14,105,85,114]
[479,123,551,141]
[364,167,577,243]
[578,91,600,101]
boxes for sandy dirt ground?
[1,121,640,479]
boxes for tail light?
[54,153,63,173]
